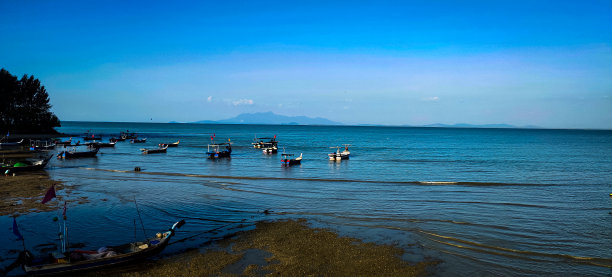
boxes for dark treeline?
[0,68,60,134]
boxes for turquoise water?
[3,122,611,276]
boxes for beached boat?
[207,143,232,158]
[20,220,185,276]
[160,140,180,147]
[281,153,302,166]
[252,136,278,149]
[328,145,351,161]
[0,139,24,147]
[57,148,99,159]
[141,145,168,154]
[1,156,52,173]
[131,138,147,143]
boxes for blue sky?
[1,1,611,129]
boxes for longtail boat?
[281,153,302,166]
[20,220,185,276]
[160,140,180,147]
[206,142,232,158]
[1,156,52,173]
[57,148,99,159]
[141,145,168,154]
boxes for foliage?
[0,68,60,134]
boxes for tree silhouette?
[0,68,60,134]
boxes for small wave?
[419,230,612,268]
[81,168,553,187]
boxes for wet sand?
[82,219,437,276]
[0,173,87,216]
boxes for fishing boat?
[131,138,147,143]
[207,143,232,158]
[86,141,116,148]
[54,138,73,146]
[328,144,351,161]
[262,145,278,154]
[83,131,101,141]
[1,156,52,173]
[57,148,99,159]
[252,136,278,149]
[19,220,185,276]
[281,153,302,166]
[30,140,56,151]
[0,139,24,147]
[141,145,168,154]
[120,131,138,140]
[160,140,180,147]
[109,137,126,143]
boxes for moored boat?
[57,148,99,159]
[141,145,168,154]
[160,140,180,147]
[86,141,116,148]
[1,156,52,173]
[328,144,351,161]
[131,138,147,143]
[252,135,278,149]
[263,145,278,154]
[281,153,302,166]
[207,142,232,158]
[0,139,24,147]
[20,220,185,276]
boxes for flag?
[41,184,56,204]
[12,217,23,241]
[63,202,67,220]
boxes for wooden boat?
[21,220,185,276]
[30,140,56,151]
[281,153,302,166]
[252,136,278,149]
[1,156,52,173]
[131,138,147,143]
[83,131,101,141]
[85,141,116,148]
[57,148,99,159]
[109,137,126,143]
[55,138,73,145]
[328,145,351,161]
[0,139,24,147]
[207,143,232,158]
[262,145,278,154]
[120,131,138,140]
[141,145,168,154]
[160,140,180,147]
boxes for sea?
[2,121,611,276]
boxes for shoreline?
[78,219,437,276]
[0,173,88,217]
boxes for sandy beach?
[0,173,87,216]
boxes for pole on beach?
[134,197,148,241]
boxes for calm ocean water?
[3,121,611,276]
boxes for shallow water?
[3,122,611,276]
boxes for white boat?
[328,144,350,161]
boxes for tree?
[0,68,60,134]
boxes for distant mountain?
[421,123,539,129]
[193,112,342,126]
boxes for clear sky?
[1,0,611,129]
